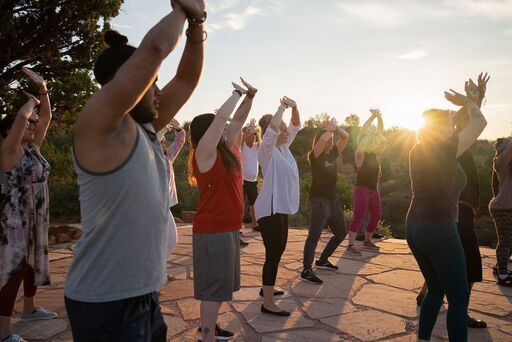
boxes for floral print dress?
[0,146,50,288]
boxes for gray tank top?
[65,124,169,302]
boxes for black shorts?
[65,292,167,342]
[243,180,258,205]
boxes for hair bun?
[104,30,128,48]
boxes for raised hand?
[240,78,257,97]
[464,79,479,102]
[169,118,181,130]
[23,91,40,106]
[232,82,248,95]
[370,108,381,117]
[22,67,46,90]
[444,89,468,106]
[246,118,257,133]
[280,97,289,109]
[477,72,490,99]
[173,0,205,19]
[323,118,339,132]
[283,96,297,108]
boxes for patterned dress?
[0,146,50,288]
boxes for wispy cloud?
[336,2,408,29]
[209,5,264,32]
[335,0,512,29]
[209,0,240,13]
[398,50,427,60]
[443,0,512,20]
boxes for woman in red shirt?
[188,79,256,342]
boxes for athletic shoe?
[196,324,234,341]
[300,269,323,284]
[20,307,57,322]
[363,240,380,250]
[497,274,512,287]
[493,265,512,275]
[346,244,362,255]
[315,260,338,271]
[2,335,27,342]
[259,288,285,297]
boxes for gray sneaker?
[20,307,57,322]
[2,335,27,342]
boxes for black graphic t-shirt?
[309,149,338,199]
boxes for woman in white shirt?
[255,96,300,316]
[241,119,261,231]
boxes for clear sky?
[111,0,512,139]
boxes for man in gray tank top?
[64,1,205,341]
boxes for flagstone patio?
[12,224,512,341]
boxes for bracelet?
[39,90,48,96]
[233,90,242,97]
[188,11,207,25]
[186,28,207,43]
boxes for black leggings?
[258,214,288,286]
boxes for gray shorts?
[193,231,241,302]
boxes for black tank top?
[356,153,380,190]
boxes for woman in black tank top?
[346,109,387,255]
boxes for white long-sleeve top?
[254,121,301,220]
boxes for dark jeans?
[65,291,167,342]
[303,197,347,270]
[258,213,288,286]
[406,220,469,342]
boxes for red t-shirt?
[192,146,244,233]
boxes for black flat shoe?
[468,316,487,329]
[260,304,290,316]
[416,292,425,306]
[259,288,285,297]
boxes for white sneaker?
[20,307,57,322]
[2,335,28,342]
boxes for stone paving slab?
[321,310,408,341]
[13,225,511,342]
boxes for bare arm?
[1,98,37,169]
[313,131,334,158]
[153,22,204,132]
[456,100,487,158]
[376,114,384,133]
[354,145,366,169]
[76,7,189,136]
[22,68,52,149]
[360,113,376,134]
[335,127,350,154]
[195,92,242,173]
[226,96,253,147]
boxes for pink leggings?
[349,185,381,233]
